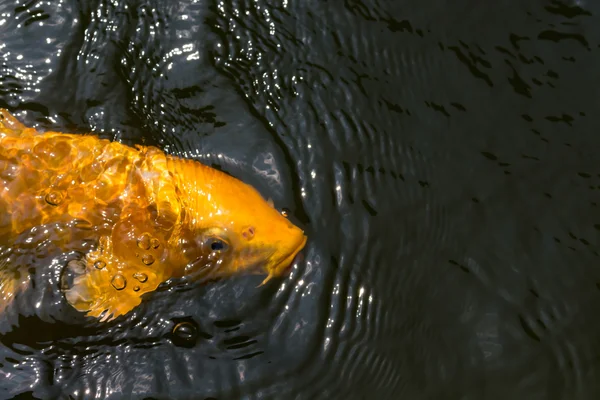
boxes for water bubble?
[137,233,151,250]
[142,254,155,265]
[150,238,160,249]
[133,286,140,292]
[45,190,64,206]
[111,274,126,290]
[133,272,148,283]
[172,321,198,347]
[94,260,106,270]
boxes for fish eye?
[205,237,228,252]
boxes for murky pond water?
[2,0,600,399]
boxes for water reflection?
[2,0,600,398]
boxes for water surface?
[1,0,600,399]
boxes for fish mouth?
[233,234,307,285]
[270,234,307,277]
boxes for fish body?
[0,109,307,321]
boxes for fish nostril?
[242,226,255,240]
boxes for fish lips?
[269,234,308,276]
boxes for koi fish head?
[59,149,307,323]
[167,158,307,284]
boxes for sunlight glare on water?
[1,0,600,399]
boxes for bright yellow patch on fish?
[0,109,307,321]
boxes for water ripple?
[1,0,600,398]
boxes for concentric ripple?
[2,0,600,399]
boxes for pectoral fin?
[61,235,161,322]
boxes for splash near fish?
[0,109,307,322]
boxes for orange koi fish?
[0,109,306,322]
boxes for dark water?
[1,0,600,398]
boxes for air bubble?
[45,190,64,206]
[172,321,198,346]
[142,254,155,265]
[150,238,160,248]
[133,272,148,282]
[111,274,126,290]
[137,233,151,250]
[133,286,140,292]
[94,260,106,269]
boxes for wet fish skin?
[0,109,307,322]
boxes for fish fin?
[63,260,145,322]
[61,259,97,312]
[257,271,275,287]
[61,237,159,322]
[0,109,33,137]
